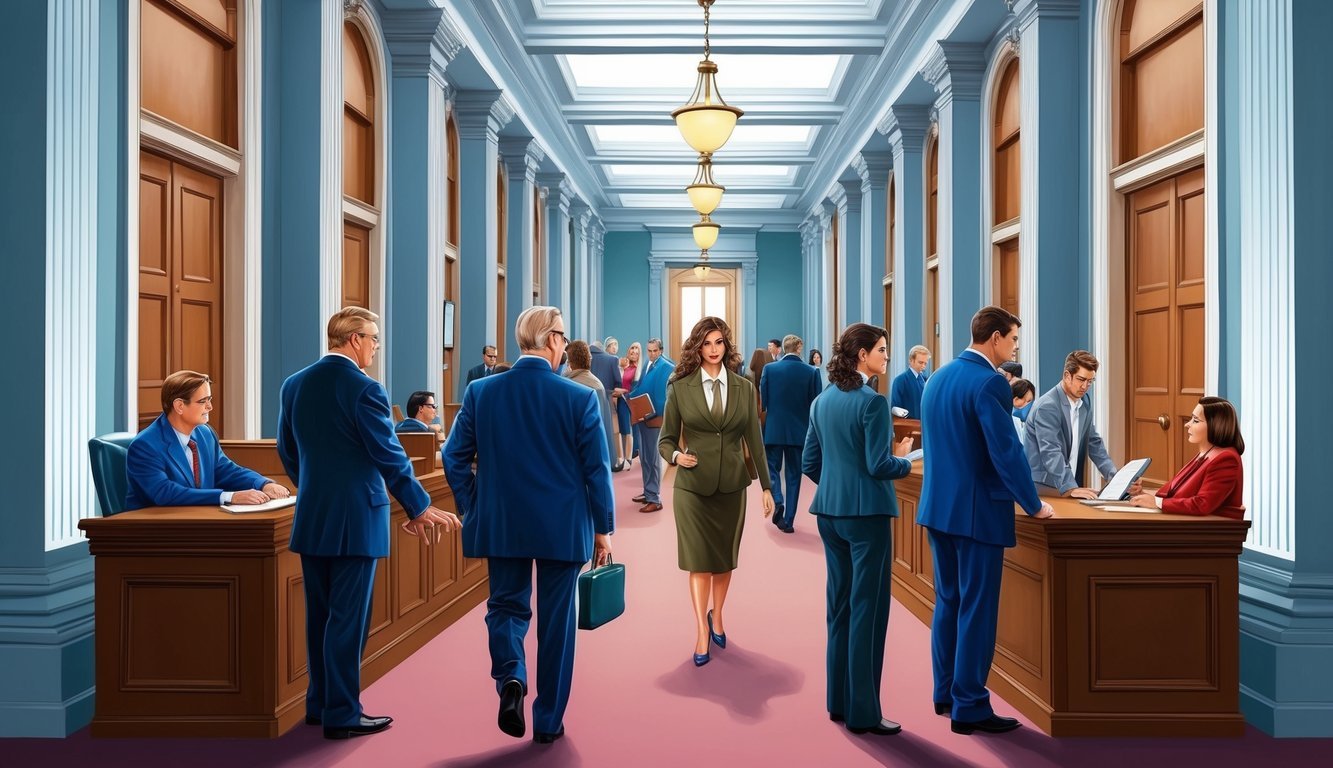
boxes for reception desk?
[78,441,485,738]
[891,464,1250,737]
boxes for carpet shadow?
[611,504,667,529]
[763,523,825,554]
[434,737,583,768]
[845,729,992,768]
[654,646,805,723]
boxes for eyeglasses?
[550,330,569,343]
[484,354,498,360]
[182,396,213,405]
[1071,374,1096,386]
[422,403,438,410]
[354,332,380,344]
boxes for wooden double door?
[1126,167,1206,485]
[138,150,225,433]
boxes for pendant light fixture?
[686,153,724,215]
[692,215,720,250]
[672,0,743,154]
[693,250,713,280]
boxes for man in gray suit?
[1024,350,1137,499]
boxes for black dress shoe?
[323,715,393,739]
[533,725,565,744]
[934,702,952,716]
[780,526,795,534]
[951,714,1021,735]
[498,679,526,738]
[305,715,321,726]
[632,494,647,503]
[848,718,902,736]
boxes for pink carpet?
[9,464,1333,767]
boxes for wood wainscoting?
[891,464,1249,737]
[79,440,484,738]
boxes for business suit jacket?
[917,351,1042,547]
[628,356,675,421]
[464,363,490,389]
[890,369,927,419]
[277,355,431,559]
[444,356,615,563]
[1156,447,1244,518]
[802,383,912,516]
[394,417,432,433]
[565,368,619,462]
[658,369,772,496]
[125,414,268,510]
[588,344,622,396]
[1024,384,1117,494]
[760,353,822,446]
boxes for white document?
[221,495,297,514]
[905,448,924,462]
[1096,504,1160,514]
[1095,457,1151,501]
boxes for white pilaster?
[320,0,344,325]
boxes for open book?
[221,495,297,514]
[1079,458,1152,504]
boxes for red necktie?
[187,439,201,488]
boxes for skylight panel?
[589,124,813,148]
[604,164,794,181]
[565,54,841,91]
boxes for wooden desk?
[79,446,486,738]
[891,464,1250,737]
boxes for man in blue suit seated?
[125,370,289,511]
[918,306,1053,736]
[760,334,822,532]
[278,307,459,740]
[395,390,441,436]
[890,344,931,419]
[443,306,614,745]
[627,337,674,513]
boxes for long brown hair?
[827,323,888,392]
[671,316,743,382]
[1200,396,1245,455]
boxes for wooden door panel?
[996,238,1020,317]
[139,151,173,430]
[926,267,939,364]
[342,222,371,310]
[176,168,222,285]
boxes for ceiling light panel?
[590,124,813,148]
[564,54,842,92]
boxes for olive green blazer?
[658,368,771,497]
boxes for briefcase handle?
[587,554,615,572]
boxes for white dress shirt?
[700,368,728,413]
[1067,395,1082,477]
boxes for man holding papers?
[1025,350,1140,499]
[628,338,673,513]
[125,370,289,511]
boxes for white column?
[319,0,344,324]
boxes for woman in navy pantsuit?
[802,323,914,736]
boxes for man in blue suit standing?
[278,307,459,740]
[443,306,614,745]
[464,346,499,389]
[628,337,674,513]
[760,334,822,532]
[890,344,930,419]
[126,370,289,510]
[918,306,1053,735]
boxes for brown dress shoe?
[639,502,663,513]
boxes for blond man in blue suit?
[918,307,1053,735]
[125,370,288,510]
[803,323,914,736]
[278,307,459,740]
[443,306,614,745]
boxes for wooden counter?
[79,440,484,738]
[891,464,1250,737]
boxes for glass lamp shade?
[693,262,712,280]
[686,183,724,215]
[692,220,720,250]
[672,61,744,154]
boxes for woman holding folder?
[1126,396,1245,518]
[659,317,774,667]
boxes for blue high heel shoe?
[693,650,710,667]
[707,610,727,649]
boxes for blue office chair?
[88,432,136,517]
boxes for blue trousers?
[485,557,582,734]
[637,424,662,503]
[925,529,1005,722]
[817,514,894,729]
[766,443,803,528]
[300,554,378,728]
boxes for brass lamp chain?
[702,1,711,61]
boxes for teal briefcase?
[577,558,625,630]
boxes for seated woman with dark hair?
[1126,396,1246,519]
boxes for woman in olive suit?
[659,317,775,667]
[802,323,914,735]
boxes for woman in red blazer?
[1127,396,1245,519]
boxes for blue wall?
[756,232,804,349]
[601,231,652,347]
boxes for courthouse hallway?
[8,468,1332,768]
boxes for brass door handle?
[1157,415,1170,431]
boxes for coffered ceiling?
[427,0,1014,230]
